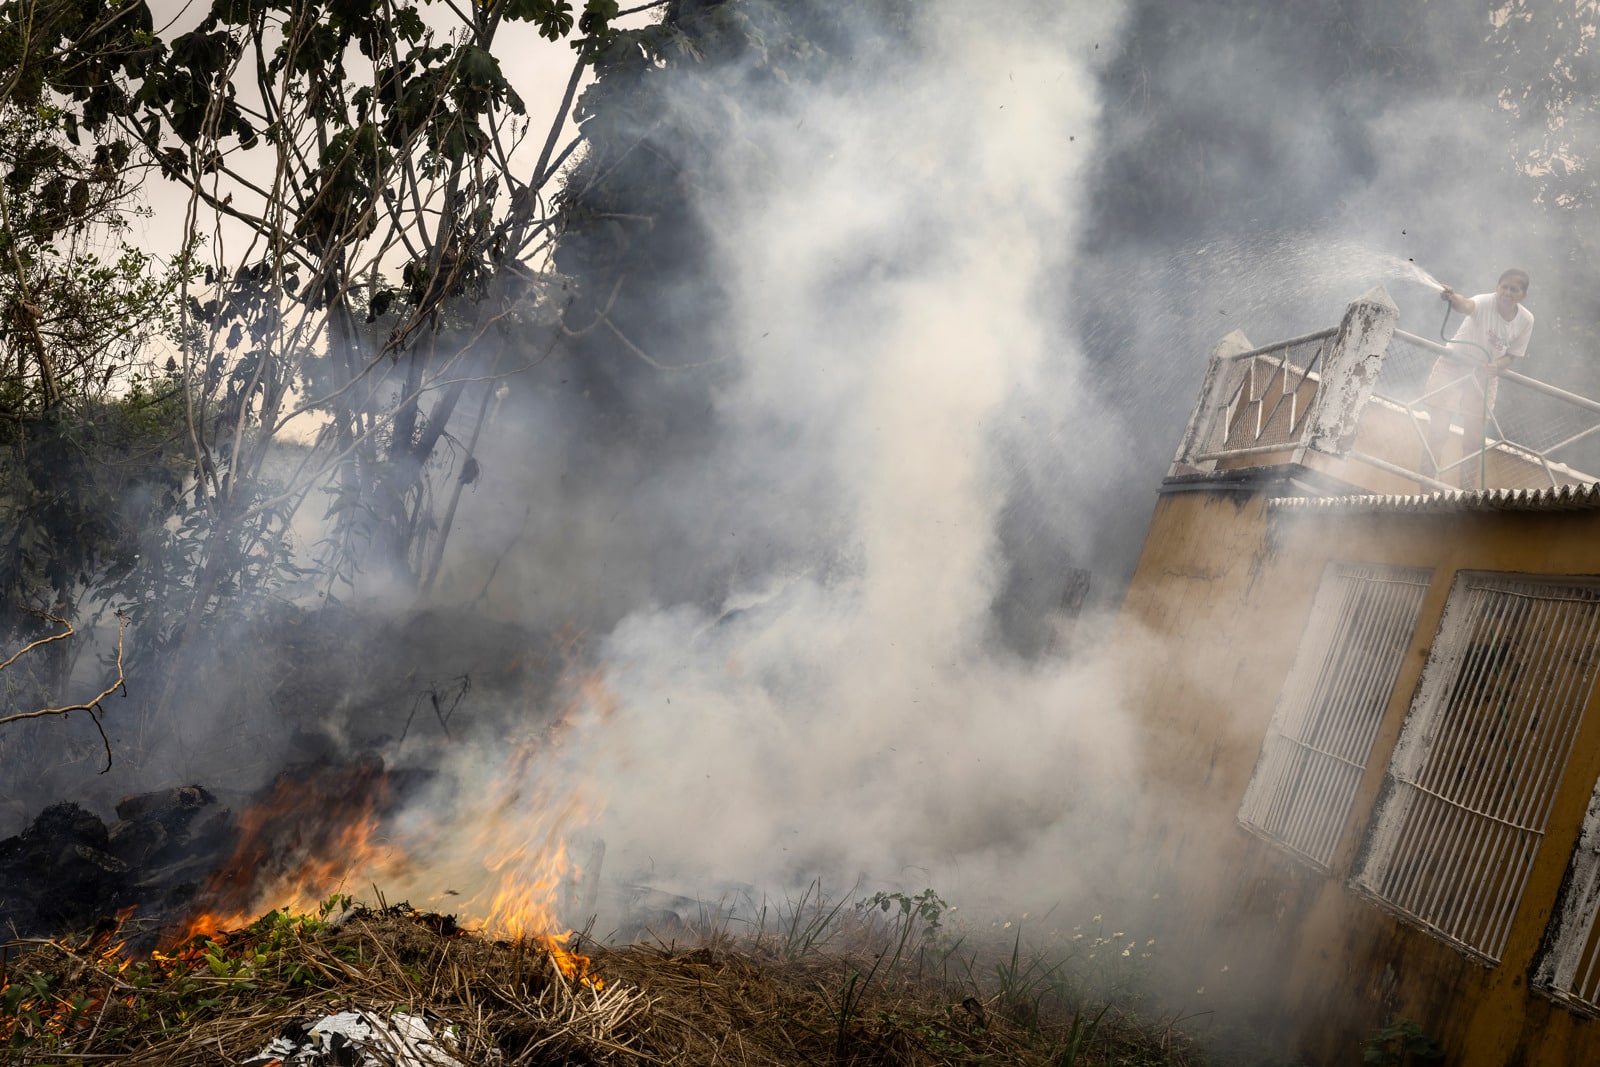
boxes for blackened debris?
[0,787,233,941]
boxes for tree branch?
[0,611,128,730]
[0,610,73,673]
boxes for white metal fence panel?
[1355,574,1600,961]
[1239,562,1432,869]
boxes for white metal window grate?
[1354,574,1600,962]
[1239,562,1432,869]
[1535,776,1600,1011]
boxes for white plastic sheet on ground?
[240,1008,464,1066]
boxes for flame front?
[161,673,616,989]
[171,760,399,945]
[447,673,616,986]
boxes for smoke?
[377,0,1600,1007]
[427,0,1588,920]
[392,0,1149,926]
[440,1,1598,651]
[19,3,1597,1033]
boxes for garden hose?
[1440,300,1492,492]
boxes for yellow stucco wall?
[1117,477,1600,1065]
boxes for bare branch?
[599,313,729,372]
[0,611,73,673]
[0,611,128,729]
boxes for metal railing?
[1190,329,1335,464]
[1239,562,1433,870]
[1371,330,1600,491]
[1537,771,1600,1012]
[1177,308,1600,492]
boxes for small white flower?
[1121,948,1131,957]
[1220,964,1229,973]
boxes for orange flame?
[170,760,399,945]
[158,673,617,990]
[444,672,616,986]
[0,907,139,1043]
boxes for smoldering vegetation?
[0,897,1219,1066]
[331,0,1155,939]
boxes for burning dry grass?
[0,902,1205,1066]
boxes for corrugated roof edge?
[1270,481,1600,515]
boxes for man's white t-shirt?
[1451,293,1535,363]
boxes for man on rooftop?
[1420,268,1534,484]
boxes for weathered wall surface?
[1114,481,1329,1045]
[1117,478,1600,1065]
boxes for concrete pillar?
[1303,286,1399,458]
[1170,328,1255,476]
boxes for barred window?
[1354,574,1600,962]
[1535,776,1600,1010]
[1239,562,1432,869]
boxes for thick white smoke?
[423,0,1150,923]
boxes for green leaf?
[581,0,619,37]
[504,0,575,41]
[456,45,501,91]
[393,6,425,43]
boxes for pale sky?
[133,0,615,262]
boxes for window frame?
[1352,572,1600,963]
[1238,560,1433,871]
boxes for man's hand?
[1477,357,1514,380]
[1440,286,1474,315]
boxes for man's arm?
[1439,286,1475,315]
[1486,315,1531,376]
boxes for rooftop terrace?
[1170,286,1600,496]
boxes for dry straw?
[0,903,1199,1066]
